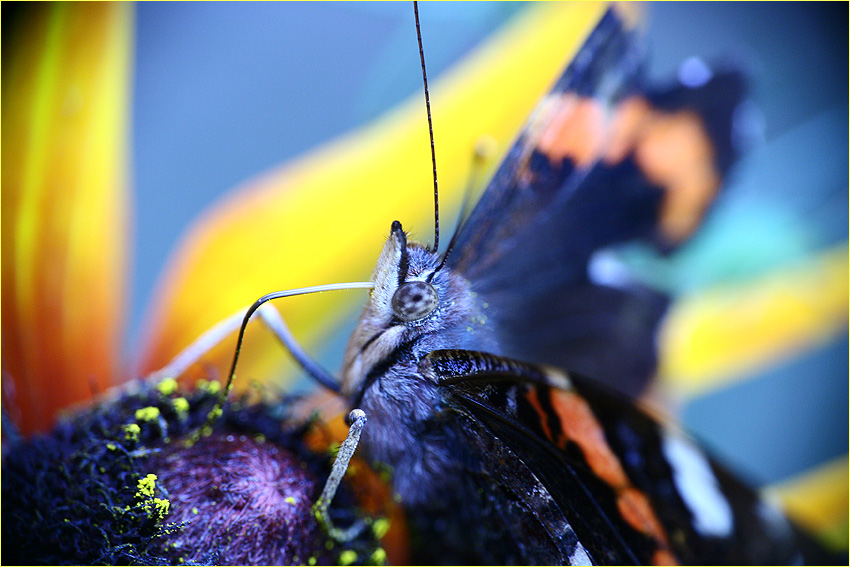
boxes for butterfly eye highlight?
[391,281,439,322]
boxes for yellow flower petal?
[137,3,621,387]
[765,456,849,550]
[658,243,848,398]
[2,3,133,434]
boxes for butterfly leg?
[313,408,369,542]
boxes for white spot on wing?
[541,365,573,391]
[662,431,734,537]
[678,56,713,88]
[568,542,593,566]
[587,250,632,288]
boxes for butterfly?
[204,4,831,565]
[159,2,840,564]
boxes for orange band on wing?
[538,94,606,168]
[536,93,719,247]
[525,387,556,444]
[546,389,677,565]
[554,390,630,488]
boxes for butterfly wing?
[398,405,595,565]
[443,367,806,564]
[447,6,645,281]
[446,6,746,396]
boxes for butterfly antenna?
[414,0,439,252]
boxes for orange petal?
[137,2,625,387]
[2,3,133,434]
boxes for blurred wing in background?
[445,5,748,398]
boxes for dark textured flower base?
[2,379,382,565]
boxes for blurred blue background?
[130,1,847,500]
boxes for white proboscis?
[151,281,374,383]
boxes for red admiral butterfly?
[202,3,831,564]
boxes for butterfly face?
[340,220,483,401]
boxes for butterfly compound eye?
[391,281,439,322]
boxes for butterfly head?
[340,220,474,399]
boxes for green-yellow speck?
[106,442,117,451]
[137,473,157,498]
[135,406,161,422]
[172,396,190,415]
[308,557,317,566]
[338,550,357,566]
[192,507,199,515]
[153,497,170,518]
[123,423,141,442]
[284,496,296,505]
[370,548,387,565]
[157,377,178,396]
[199,379,221,394]
[371,517,390,539]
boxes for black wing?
[438,361,805,564]
[446,6,746,396]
